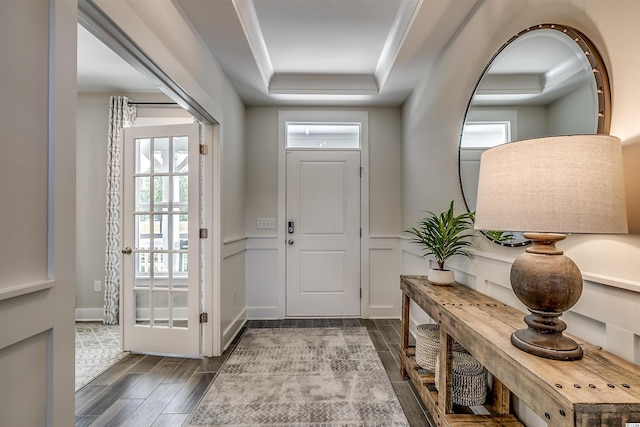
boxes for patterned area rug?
[75,322,128,391]
[187,327,409,426]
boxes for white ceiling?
[77,0,587,107]
[77,0,480,106]
[173,0,479,105]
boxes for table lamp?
[474,134,627,360]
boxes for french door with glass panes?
[122,123,200,355]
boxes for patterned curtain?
[104,97,136,324]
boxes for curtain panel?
[104,96,136,324]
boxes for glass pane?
[153,291,169,327]
[135,252,151,286]
[135,177,151,211]
[179,214,188,246]
[173,136,189,173]
[173,176,188,208]
[286,123,360,149]
[172,292,188,328]
[153,252,169,285]
[153,137,170,173]
[135,138,151,173]
[152,214,168,249]
[135,215,151,250]
[153,176,170,208]
[170,214,187,250]
[135,290,150,325]
[461,122,511,148]
[172,253,188,289]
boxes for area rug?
[187,327,409,426]
[75,322,128,391]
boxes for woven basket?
[415,324,466,371]
[435,352,488,406]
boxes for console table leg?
[438,328,454,414]
[401,293,410,379]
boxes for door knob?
[288,239,294,246]
[121,247,133,255]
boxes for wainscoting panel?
[245,236,406,319]
[0,331,50,427]
[369,249,395,308]
[366,244,402,318]
[245,237,279,319]
[221,239,247,350]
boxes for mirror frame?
[458,23,611,247]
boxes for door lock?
[288,239,295,246]
[288,221,295,234]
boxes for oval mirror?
[459,24,611,246]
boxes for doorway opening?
[75,0,220,389]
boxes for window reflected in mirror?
[459,24,611,246]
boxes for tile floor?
[75,318,434,427]
[75,322,128,391]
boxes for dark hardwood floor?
[75,318,434,427]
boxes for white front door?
[286,150,361,316]
[122,123,200,355]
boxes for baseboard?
[222,309,247,350]
[75,308,103,321]
[246,306,279,319]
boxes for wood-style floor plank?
[162,372,216,414]
[117,383,182,427]
[76,373,142,416]
[150,413,189,426]
[162,358,201,385]
[75,384,107,412]
[89,398,144,427]
[393,382,434,427]
[87,353,145,386]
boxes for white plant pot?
[427,268,455,285]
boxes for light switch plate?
[256,218,276,229]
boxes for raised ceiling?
[173,0,479,105]
[78,0,480,106]
[78,1,585,108]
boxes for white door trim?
[277,110,369,319]
[200,123,221,357]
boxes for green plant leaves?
[406,201,475,270]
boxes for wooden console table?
[399,275,640,427]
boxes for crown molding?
[232,0,421,95]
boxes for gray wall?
[1,0,76,424]
[244,107,403,318]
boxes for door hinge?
[199,144,208,155]
[360,288,362,298]
[360,167,363,177]
[360,228,362,238]
[199,228,208,239]
[199,313,208,323]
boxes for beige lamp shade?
[474,134,628,234]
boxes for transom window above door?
[286,122,361,149]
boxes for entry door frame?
[277,110,370,319]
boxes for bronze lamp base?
[509,233,583,361]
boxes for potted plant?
[406,201,475,285]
